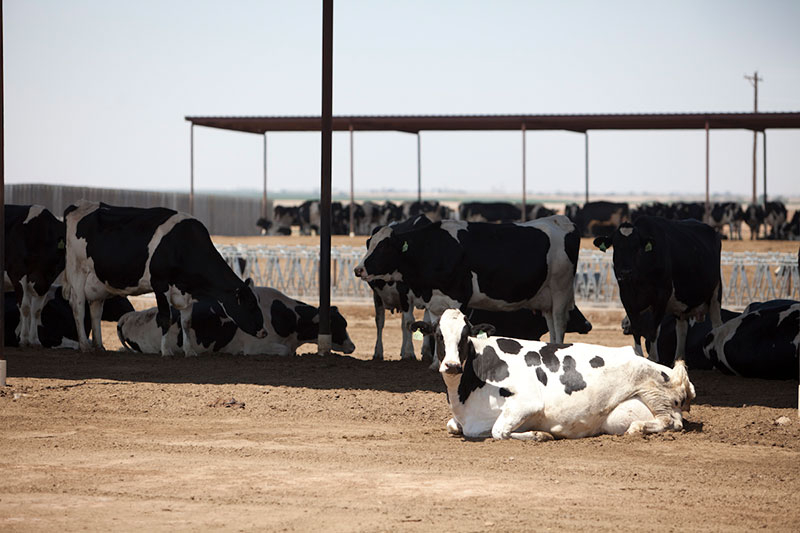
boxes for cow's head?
[223,278,267,339]
[412,309,495,375]
[593,222,658,284]
[294,304,356,354]
[354,225,403,282]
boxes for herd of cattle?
[257,198,800,241]
[5,199,799,442]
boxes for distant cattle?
[459,202,521,223]
[703,299,799,379]
[355,215,580,370]
[594,216,723,363]
[764,201,788,239]
[117,286,354,356]
[4,287,133,349]
[744,204,764,239]
[402,200,451,223]
[565,201,629,237]
[412,309,695,440]
[782,210,800,241]
[708,202,744,240]
[4,205,66,346]
[63,200,266,355]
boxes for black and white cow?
[4,205,67,346]
[593,216,723,363]
[702,299,799,379]
[354,215,580,368]
[117,286,355,356]
[566,201,630,237]
[63,200,266,355]
[4,287,133,349]
[744,204,764,240]
[708,202,744,240]
[466,306,592,341]
[412,309,695,440]
[459,202,521,223]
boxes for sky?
[5,0,800,200]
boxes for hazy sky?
[5,1,800,199]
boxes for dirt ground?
[2,235,799,532]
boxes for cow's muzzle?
[353,266,367,279]
[442,361,463,375]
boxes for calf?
[594,216,723,363]
[413,309,695,440]
[4,205,66,346]
[703,299,799,379]
[63,200,266,355]
[117,286,355,356]
[354,215,580,368]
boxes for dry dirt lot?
[1,236,799,532]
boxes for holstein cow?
[412,309,695,440]
[63,200,266,355]
[593,216,723,363]
[354,215,580,369]
[4,288,133,349]
[703,299,799,379]
[117,286,355,356]
[764,201,788,239]
[4,205,66,346]
[466,306,592,341]
[565,201,630,238]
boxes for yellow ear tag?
[57,239,66,250]
[599,243,607,252]
[412,330,423,341]
[402,241,409,253]
[477,331,488,339]
[645,242,653,252]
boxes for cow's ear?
[244,277,255,288]
[409,321,433,336]
[593,236,612,252]
[470,323,496,338]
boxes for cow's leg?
[491,395,544,440]
[420,308,434,362]
[88,299,105,349]
[67,275,92,352]
[18,281,32,346]
[446,418,462,436]
[709,285,723,329]
[372,291,385,360]
[400,308,417,360]
[27,291,47,347]
[427,311,443,371]
[155,291,176,357]
[508,430,554,442]
[179,307,197,357]
[674,318,688,361]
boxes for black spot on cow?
[190,301,237,352]
[295,305,320,341]
[524,350,541,367]
[560,355,587,395]
[458,344,486,404]
[496,338,522,354]
[536,367,548,386]
[589,356,605,368]
[370,279,387,290]
[564,225,580,274]
[473,345,510,382]
[661,371,670,382]
[540,344,568,372]
[271,300,297,338]
[499,387,514,397]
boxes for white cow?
[413,309,695,441]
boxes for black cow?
[63,200,266,355]
[703,299,799,379]
[744,203,764,239]
[466,306,592,341]
[782,210,800,241]
[355,215,580,369]
[4,288,133,349]
[117,286,355,356]
[4,205,66,346]
[593,216,723,363]
[566,201,630,237]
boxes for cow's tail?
[670,360,696,412]
[116,315,137,352]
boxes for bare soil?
[2,235,799,532]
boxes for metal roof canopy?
[185,112,800,134]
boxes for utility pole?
[744,71,763,205]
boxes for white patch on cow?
[437,309,469,373]
[22,205,45,224]
[441,220,468,242]
[619,226,634,237]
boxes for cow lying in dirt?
[412,309,695,441]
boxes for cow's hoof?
[446,418,462,435]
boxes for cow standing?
[63,200,266,355]
[412,309,695,440]
[4,205,66,346]
[354,215,580,369]
[593,216,723,363]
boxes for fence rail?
[217,245,800,308]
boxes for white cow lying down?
[412,309,695,441]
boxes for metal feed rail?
[216,245,800,309]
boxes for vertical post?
[349,124,355,236]
[417,132,422,204]
[318,0,333,355]
[705,121,710,214]
[763,130,767,209]
[584,132,589,204]
[262,132,268,220]
[752,73,758,206]
[521,123,527,221]
[189,123,195,215]
[0,0,6,387]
